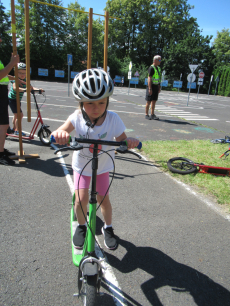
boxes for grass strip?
[141,139,230,209]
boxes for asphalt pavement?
[1,82,230,306]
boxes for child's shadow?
[105,238,230,306]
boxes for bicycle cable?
[76,146,116,255]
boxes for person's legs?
[150,100,157,115]
[0,125,8,152]
[97,194,112,225]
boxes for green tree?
[212,29,230,66]
[0,3,12,66]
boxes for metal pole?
[128,80,130,95]
[178,73,182,94]
[208,80,211,95]
[197,84,200,99]
[68,64,70,97]
[187,70,194,106]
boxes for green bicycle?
[51,135,142,305]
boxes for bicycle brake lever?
[54,144,83,154]
[116,145,128,153]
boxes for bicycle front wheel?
[38,128,51,145]
[167,157,197,174]
[81,275,97,306]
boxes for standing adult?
[145,55,162,120]
[0,37,20,165]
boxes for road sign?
[130,77,138,84]
[189,64,198,72]
[198,80,203,85]
[187,82,196,89]
[187,73,196,83]
[173,81,183,88]
[129,61,132,71]
[128,71,132,79]
[134,71,139,77]
[199,71,205,78]
[67,54,73,66]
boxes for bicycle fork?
[76,144,106,297]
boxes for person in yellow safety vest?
[145,55,162,120]
[0,37,20,166]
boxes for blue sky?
[2,0,230,43]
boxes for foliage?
[212,28,230,66]
[0,3,13,67]
[1,0,229,95]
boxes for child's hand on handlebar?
[125,137,140,149]
[51,130,70,146]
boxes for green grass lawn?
[140,139,230,210]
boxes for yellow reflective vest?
[0,61,10,85]
[150,65,161,85]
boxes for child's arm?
[31,87,44,92]
[12,82,27,93]
[8,75,26,86]
[116,132,139,149]
[51,119,75,145]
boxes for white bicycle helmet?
[72,68,114,102]
[17,62,26,70]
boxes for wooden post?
[25,0,31,122]
[11,0,24,159]
[103,11,109,72]
[9,0,39,163]
[87,8,93,69]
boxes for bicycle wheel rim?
[167,157,197,174]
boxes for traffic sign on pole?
[129,61,132,71]
[134,71,139,77]
[199,71,205,78]
[189,64,198,72]
[67,54,73,66]
[187,73,196,83]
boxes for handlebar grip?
[137,142,142,150]
[50,135,71,144]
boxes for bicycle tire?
[167,157,197,175]
[210,139,226,144]
[38,128,51,145]
[81,275,97,306]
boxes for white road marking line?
[50,143,126,306]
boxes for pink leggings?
[74,171,109,196]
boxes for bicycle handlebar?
[50,135,142,156]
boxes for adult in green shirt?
[0,37,20,165]
[145,55,162,120]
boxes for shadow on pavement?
[106,239,230,306]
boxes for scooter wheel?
[38,128,51,145]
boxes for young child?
[8,62,43,136]
[52,68,139,250]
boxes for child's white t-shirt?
[69,110,126,176]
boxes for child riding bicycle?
[52,68,139,250]
[8,62,44,136]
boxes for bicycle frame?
[196,163,230,176]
